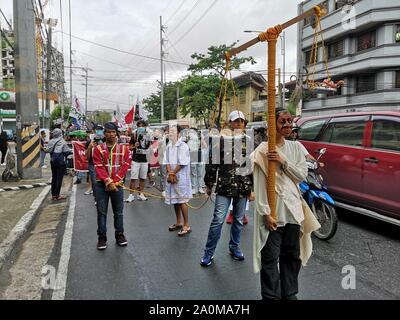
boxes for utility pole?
[84,65,88,119]
[14,0,41,179]
[177,86,179,117]
[281,31,286,109]
[278,68,282,108]
[160,16,165,122]
[45,23,52,129]
[69,0,72,111]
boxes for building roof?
[233,72,267,90]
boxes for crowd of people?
[26,107,319,300]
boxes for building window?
[356,74,375,93]
[396,71,400,88]
[335,0,348,10]
[396,25,400,43]
[328,40,344,59]
[357,31,376,52]
[304,1,328,26]
[304,50,312,66]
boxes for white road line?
[52,184,77,300]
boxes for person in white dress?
[164,125,192,237]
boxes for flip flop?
[168,224,183,232]
[177,227,192,237]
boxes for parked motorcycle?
[300,148,337,240]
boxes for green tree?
[180,42,256,127]
[91,111,112,125]
[143,82,179,122]
[188,42,256,76]
[50,104,71,124]
[179,74,220,128]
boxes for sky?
[1,0,303,112]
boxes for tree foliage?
[143,82,179,122]
[188,42,256,76]
[143,42,256,127]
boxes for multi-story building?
[223,72,268,122]
[1,26,66,108]
[1,28,15,89]
[1,25,67,130]
[297,0,400,116]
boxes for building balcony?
[303,89,400,114]
[303,43,400,76]
[302,0,400,47]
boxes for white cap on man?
[228,110,245,122]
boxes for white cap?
[228,110,245,122]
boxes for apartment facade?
[297,0,400,116]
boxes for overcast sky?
[1,0,303,112]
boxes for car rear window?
[371,116,400,152]
[320,116,368,147]
[298,119,327,141]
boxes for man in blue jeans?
[200,111,253,267]
[93,122,131,250]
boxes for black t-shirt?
[130,133,151,163]
[85,140,94,165]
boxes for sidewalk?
[0,160,53,245]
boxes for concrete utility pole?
[45,23,52,129]
[14,0,41,179]
[281,31,286,109]
[160,16,165,122]
[69,0,72,110]
[84,65,88,118]
[278,68,282,108]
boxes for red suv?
[296,111,400,224]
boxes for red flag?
[125,105,135,124]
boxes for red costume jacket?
[93,142,131,186]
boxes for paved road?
[62,182,400,300]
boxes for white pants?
[131,162,148,180]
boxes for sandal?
[53,195,67,201]
[168,224,183,232]
[177,227,192,237]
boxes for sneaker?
[226,211,233,224]
[74,178,81,185]
[84,190,93,195]
[116,233,128,246]
[97,235,107,250]
[124,194,135,202]
[149,180,155,187]
[192,189,197,195]
[229,248,245,261]
[41,165,47,169]
[200,254,214,267]
[199,188,206,194]
[138,193,147,201]
[243,215,248,225]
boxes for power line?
[0,8,12,29]
[168,0,201,35]
[171,0,220,46]
[74,50,159,74]
[164,0,187,25]
[59,31,189,66]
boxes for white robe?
[252,140,320,273]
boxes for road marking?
[52,184,77,300]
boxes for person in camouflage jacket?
[200,111,253,267]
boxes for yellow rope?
[121,186,210,211]
[305,11,333,90]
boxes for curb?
[0,182,51,193]
[0,184,52,272]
